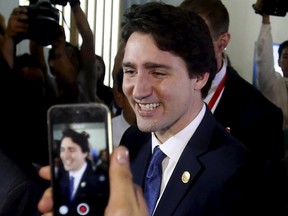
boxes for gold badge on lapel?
[181,171,190,183]
[225,127,231,133]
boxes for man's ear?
[194,72,209,90]
[216,32,230,52]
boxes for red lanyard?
[208,72,227,110]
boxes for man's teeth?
[139,103,160,110]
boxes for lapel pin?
[81,182,87,188]
[181,171,190,183]
[225,127,231,133]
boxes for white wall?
[0,0,17,21]
[1,0,288,84]
[0,0,29,55]
[221,0,288,83]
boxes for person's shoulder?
[120,125,150,143]
[211,117,249,151]
[0,149,41,201]
[198,111,251,174]
[0,149,30,182]
[227,66,282,110]
[226,66,258,93]
[119,125,150,158]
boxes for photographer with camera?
[0,3,58,166]
[46,0,100,105]
[254,0,288,154]
[0,7,49,216]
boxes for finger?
[11,7,28,21]
[38,187,53,213]
[39,166,51,180]
[12,7,27,15]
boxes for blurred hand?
[51,26,66,49]
[6,7,29,39]
[38,146,149,216]
[254,0,263,11]
[37,166,52,216]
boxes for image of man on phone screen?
[55,127,108,216]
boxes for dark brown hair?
[61,127,90,153]
[122,2,217,98]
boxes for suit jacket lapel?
[73,162,91,199]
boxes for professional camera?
[253,0,288,17]
[50,0,68,6]
[20,1,62,46]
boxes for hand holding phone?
[48,103,113,216]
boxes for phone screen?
[47,103,113,216]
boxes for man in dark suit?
[179,1,286,215]
[55,128,108,216]
[0,148,45,216]
[120,2,267,215]
[180,0,284,167]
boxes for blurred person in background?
[45,0,100,104]
[95,54,114,108]
[0,7,48,216]
[111,42,135,147]
[254,0,288,154]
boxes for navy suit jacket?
[121,107,266,216]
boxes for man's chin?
[64,166,72,171]
[137,122,156,133]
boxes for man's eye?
[152,71,166,77]
[68,148,76,153]
[124,70,133,73]
[124,69,135,75]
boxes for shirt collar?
[70,161,87,179]
[151,104,206,163]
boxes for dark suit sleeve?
[0,149,44,216]
[0,180,42,216]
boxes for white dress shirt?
[151,104,206,212]
[69,161,87,199]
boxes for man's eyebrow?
[122,61,134,68]
[143,62,171,69]
[122,61,171,69]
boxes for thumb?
[105,146,148,216]
[108,146,133,201]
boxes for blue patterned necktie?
[144,146,166,216]
[69,176,74,201]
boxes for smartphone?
[47,103,113,216]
